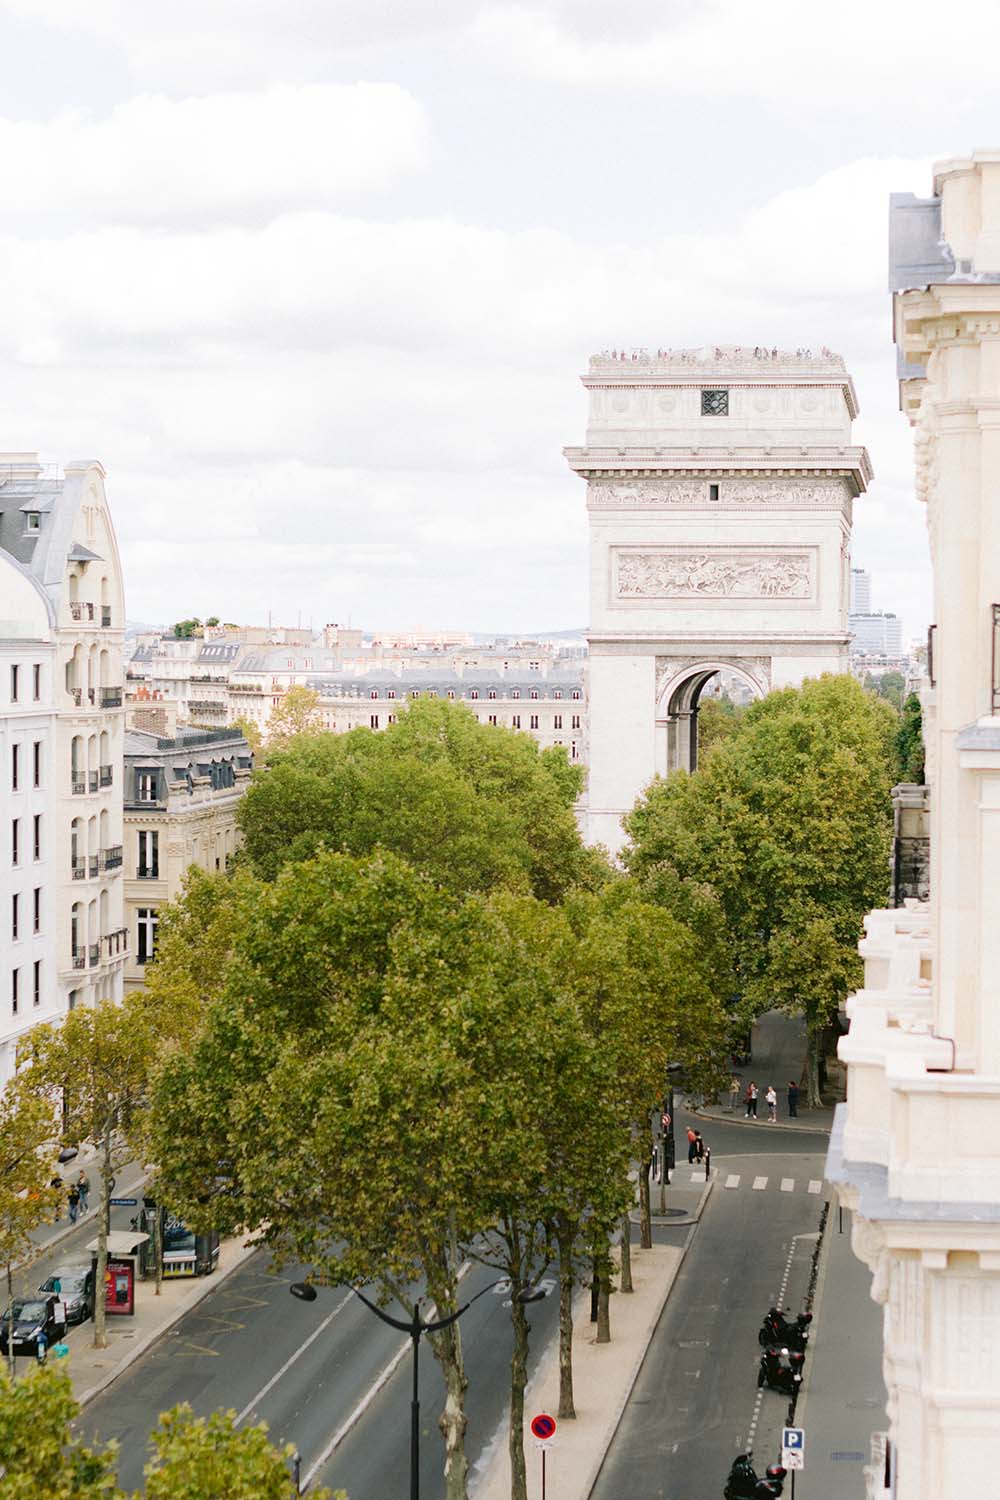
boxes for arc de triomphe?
[565,346,872,855]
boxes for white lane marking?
[808,1179,822,1194]
[725,1174,741,1189]
[752,1176,768,1190]
[235,1288,352,1425]
[690,1170,706,1182]
[301,1262,473,1491]
[780,1178,795,1193]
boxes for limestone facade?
[122,726,252,991]
[832,152,1000,1499]
[566,349,870,853]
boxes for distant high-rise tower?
[850,566,872,613]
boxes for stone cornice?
[564,445,872,493]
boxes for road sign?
[109,1197,138,1207]
[661,1112,671,1129]
[530,1413,556,1442]
[782,1427,805,1470]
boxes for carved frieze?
[588,478,849,510]
[614,547,815,602]
[654,655,772,703]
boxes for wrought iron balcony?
[89,771,99,792]
[104,928,129,957]
[69,686,96,707]
[88,943,100,967]
[102,846,123,870]
[88,855,99,878]
[99,765,112,787]
[71,858,86,880]
[101,606,112,627]
[71,779,86,795]
[71,947,86,970]
[69,602,95,622]
[100,687,123,708]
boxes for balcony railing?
[71,947,85,970]
[89,771,99,792]
[99,765,112,787]
[88,855,99,878]
[71,858,86,880]
[100,687,123,708]
[88,944,100,967]
[102,846,123,870]
[69,687,97,707]
[104,928,129,957]
[69,602,95,622]
[71,778,86,795]
[101,606,111,627]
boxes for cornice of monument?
[584,346,859,419]
[563,444,872,492]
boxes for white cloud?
[0,84,428,226]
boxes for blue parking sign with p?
[782,1428,804,1450]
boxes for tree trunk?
[619,1214,633,1293]
[93,1133,112,1349]
[6,1263,14,1376]
[805,1025,822,1109]
[596,1248,611,1344]
[508,1291,530,1500]
[154,1203,163,1298]
[434,1318,469,1500]
[555,1218,576,1419]
[638,1154,653,1250]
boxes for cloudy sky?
[2,2,997,638]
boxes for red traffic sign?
[661,1112,671,1128]
[530,1413,557,1441]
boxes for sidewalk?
[471,1174,712,1500]
[794,1205,887,1495]
[694,1010,837,1135]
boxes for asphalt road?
[591,1105,829,1500]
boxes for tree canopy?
[237,698,603,901]
[624,673,896,1100]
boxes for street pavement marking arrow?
[172,1339,221,1357]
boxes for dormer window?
[24,512,40,533]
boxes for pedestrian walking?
[765,1084,778,1123]
[686,1125,698,1164]
[49,1175,63,1222]
[745,1081,758,1119]
[77,1169,90,1215]
[693,1131,705,1162]
[787,1080,800,1119]
[728,1074,741,1111]
[67,1182,80,1224]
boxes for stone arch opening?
[657,660,766,774]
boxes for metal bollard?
[705,1147,711,1180]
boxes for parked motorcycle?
[757,1306,811,1351]
[724,1452,787,1498]
[757,1346,805,1394]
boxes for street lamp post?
[290,1277,544,1500]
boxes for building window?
[571,690,581,701]
[554,715,562,729]
[370,689,378,699]
[512,714,521,729]
[137,771,158,802]
[530,690,539,700]
[447,690,455,700]
[553,690,562,700]
[370,714,379,729]
[24,512,40,533]
[387,714,396,724]
[488,715,497,726]
[488,690,497,700]
[11,893,18,941]
[33,814,40,860]
[32,664,41,700]
[11,743,19,790]
[572,714,581,730]
[11,968,18,1016]
[701,388,729,416]
[511,689,520,700]
[137,907,159,965]
[33,960,40,1007]
[33,887,40,932]
[138,830,159,879]
[709,482,720,502]
[529,661,539,671]
[387,690,396,700]
[11,818,18,866]
[530,714,539,729]
[10,664,18,702]
[469,690,479,700]
[410,691,420,700]
[33,741,41,787]
[571,741,579,760]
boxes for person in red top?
[686,1126,698,1163]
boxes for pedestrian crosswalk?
[709,1172,826,1196]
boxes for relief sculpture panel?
[614,548,814,601]
[588,479,848,510]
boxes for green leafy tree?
[625,674,896,1104]
[895,692,925,783]
[171,618,202,639]
[231,715,262,755]
[204,616,220,628]
[264,684,323,748]
[20,998,158,1348]
[0,1088,62,1374]
[0,1365,124,1499]
[144,1405,337,1500]
[238,698,605,901]
[863,669,906,710]
[696,694,745,756]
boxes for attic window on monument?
[701,389,729,416]
[708,483,720,503]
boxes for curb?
[75,1239,260,1409]
[791,1199,835,1439]
[636,1170,716,1228]
[582,1202,708,1499]
[693,1106,834,1136]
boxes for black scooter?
[757,1346,804,1394]
[724,1452,787,1498]
[758,1307,811,1351]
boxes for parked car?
[38,1264,95,1325]
[0,1295,62,1356]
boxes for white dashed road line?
[725,1174,741,1189]
[780,1178,795,1192]
[752,1176,768,1190]
[808,1180,823,1194]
